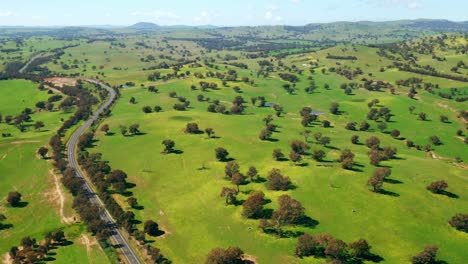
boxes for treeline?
[54,81,100,136]
[394,62,468,82]
[326,54,358,60]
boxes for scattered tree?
[37,147,48,159]
[162,139,175,154]
[7,192,22,207]
[242,191,265,218]
[144,220,160,236]
[272,149,285,161]
[267,169,291,191]
[448,213,468,232]
[427,180,448,194]
[411,245,439,264]
[205,246,244,264]
[215,147,229,161]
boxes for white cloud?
[193,10,220,24]
[131,10,180,20]
[364,0,424,9]
[265,4,281,21]
[105,12,111,17]
[290,0,303,3]
[407,2,422,9]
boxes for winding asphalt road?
[19,53,44,73]
[66,79,142,264]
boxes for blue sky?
[0,0,466,26]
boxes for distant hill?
[129,22,160,30]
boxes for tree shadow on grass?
[379,189,400,197]
[384,178,403,184]
[281,230,305,238]
[253,176,267,183]
[131,219,142,225]
[295,162,309,167]
[325,145,340,150]
[133,205,145,210]
[295,215,319,228]
[125,182,136,189]
[12,201,29,208]
[348,166,364,172]
[120,191,133,197]
[234,199,246,206]
[42,256,56,262]
[261,209,274,219]
[368,254,385,263]
[0,223,13,230]
[438,191,459,199]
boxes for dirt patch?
[2,253,12,264]
[0,140,40,148]
[11,140,40,145]
[428,151,467,169]
[49,169,75,224]
[242,254,258,264]
[80,234,98,262]
[44,77,77,88]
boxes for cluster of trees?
[119,124,141,136]
[9,230,68,263]
[364,136,398,166]
[259,115,277,141]
[205,246,244,264]
[295,234,376,263]
[142,105,163,113]
[366,106,392,122]
[0,107,44,133]
[184,122,215,138]
[332,66,363,80]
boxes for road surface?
[19,53,44,73]
[66,79,142,264]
